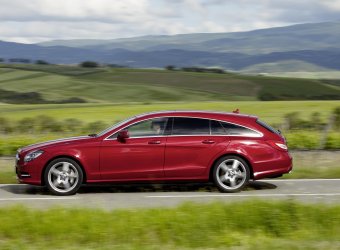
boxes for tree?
[9,58,31,63]
[80,61,99,68]
[35,60,49,65]
[165,65,176,71]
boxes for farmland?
[0,101,339,124]
[1,64,340,103]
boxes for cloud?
[0,0,339,43]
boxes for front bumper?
[15,153,42,185]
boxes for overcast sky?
[0,0,339,43]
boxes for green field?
[1,64,340,103]
[0,201,339,249]
[1,101,339,124]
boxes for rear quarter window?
[256,119,280,135]
[213,121,261,137]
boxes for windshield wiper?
[88,133,97,137]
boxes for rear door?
[164,117,229,178]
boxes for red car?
[16,110,292,195]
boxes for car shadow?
[0,180,277,195]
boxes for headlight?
[24,150,44,162]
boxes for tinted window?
[172,118,209,135]
[256,119,280,134]
[109,117,168,138]
[210,120,227,135]
[220,121,260,137]
[128,117,168,137]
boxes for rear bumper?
[253,164,292,179]
[253,151,293,180]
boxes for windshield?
[96,116,136,137]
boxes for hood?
[19,135,92,154]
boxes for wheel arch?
[209,153,254,182]
[41,155,87,186]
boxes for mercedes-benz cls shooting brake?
[16,111,292,195]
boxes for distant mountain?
[39,21,340,54]
[1,21,340,72]
[0,40,102,63]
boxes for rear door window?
[172,117,210,135]
[210,120,227,135]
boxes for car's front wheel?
[44,158,83,196]
[213,156,250,193]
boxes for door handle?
[148,140,161,145]
[202,139,215,144]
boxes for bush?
[284,112,301,129]
[325,132,340,149]
[286,131,320,149]
[16,117,36,133]
[35,115,63,132]
[63,118,83,132]
[83,121,108,134]
[0,117,13,133]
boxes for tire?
[213,156,250,193]
[44,158,83,196]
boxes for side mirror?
[117,130,129,142]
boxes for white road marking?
[146,193,340,198]
[263,179,340,182]
[0,197,78,201]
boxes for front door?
[100,117,169,180]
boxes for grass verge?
[0,201,339,249]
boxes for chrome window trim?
[104,115,263,140]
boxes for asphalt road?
[0,179,339,210]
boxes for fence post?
[319,114,334,149]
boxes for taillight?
[267,141,288,151]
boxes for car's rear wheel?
[44,158,83,196]
[213,156,250,193]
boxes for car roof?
[134,110,257,121]
[98,110,259,138]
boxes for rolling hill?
[0,64,339,104]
